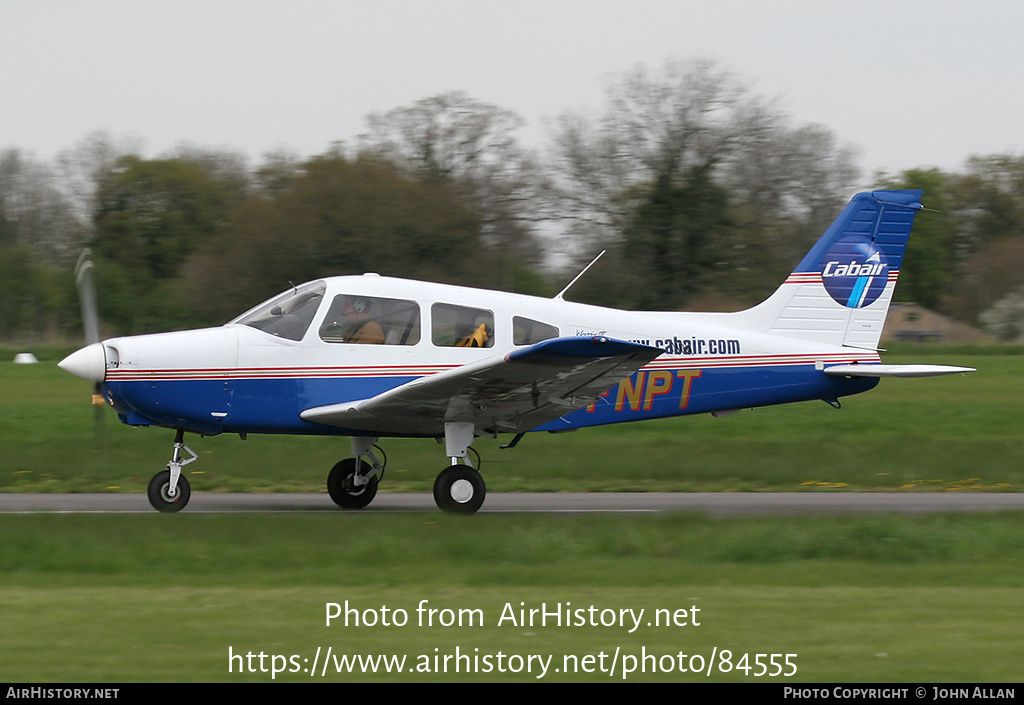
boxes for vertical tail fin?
[736,189,923,349]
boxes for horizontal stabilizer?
[823,364,975,378]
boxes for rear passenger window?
[513,316,559,345]
[432,304,494,348]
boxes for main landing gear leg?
[433,422,486,514]
[147,429,196,513]
[327,437,384,509]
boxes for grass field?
[0,346,1022,682]
[1,512,1023,682]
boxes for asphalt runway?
[2,492,1024,516]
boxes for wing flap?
[300,337,663,436]
[823,363,976,378]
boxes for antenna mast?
[554,250,605,300]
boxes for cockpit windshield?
[230,281,326,341]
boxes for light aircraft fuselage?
[91,276,881,437]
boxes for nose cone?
[59,343,107,383]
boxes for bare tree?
[546,59,861,307]
[362,91,525,183]
[548,61,743,238]
[0,148,88,263]
[361,92,546,291]
[54,130,142,231]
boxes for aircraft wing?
[823,364,976,378]
[300,337,663,436]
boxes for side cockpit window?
[431,303,494,348]
[513,316,559,345]
[319,295,421,345]
[232,281,326,341]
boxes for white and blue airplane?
[59,189,973,513]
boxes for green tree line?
[2,60,1023,343]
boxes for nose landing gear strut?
[147,429,197,513]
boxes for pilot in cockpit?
[336,296,385,344]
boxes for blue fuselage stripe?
[106,366,878,436]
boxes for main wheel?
[327,458,378,509]
[147,469,191,513]
[433,465,486,514]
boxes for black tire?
[433,465,486,514]
[147,469,191,513]
[327,458,378,509]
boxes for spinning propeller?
[61,249,107,441]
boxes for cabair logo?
[820,236,889,309]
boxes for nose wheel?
[148,469,191,512]
[147,430,196,512]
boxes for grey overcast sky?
[2,0,1022,183]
